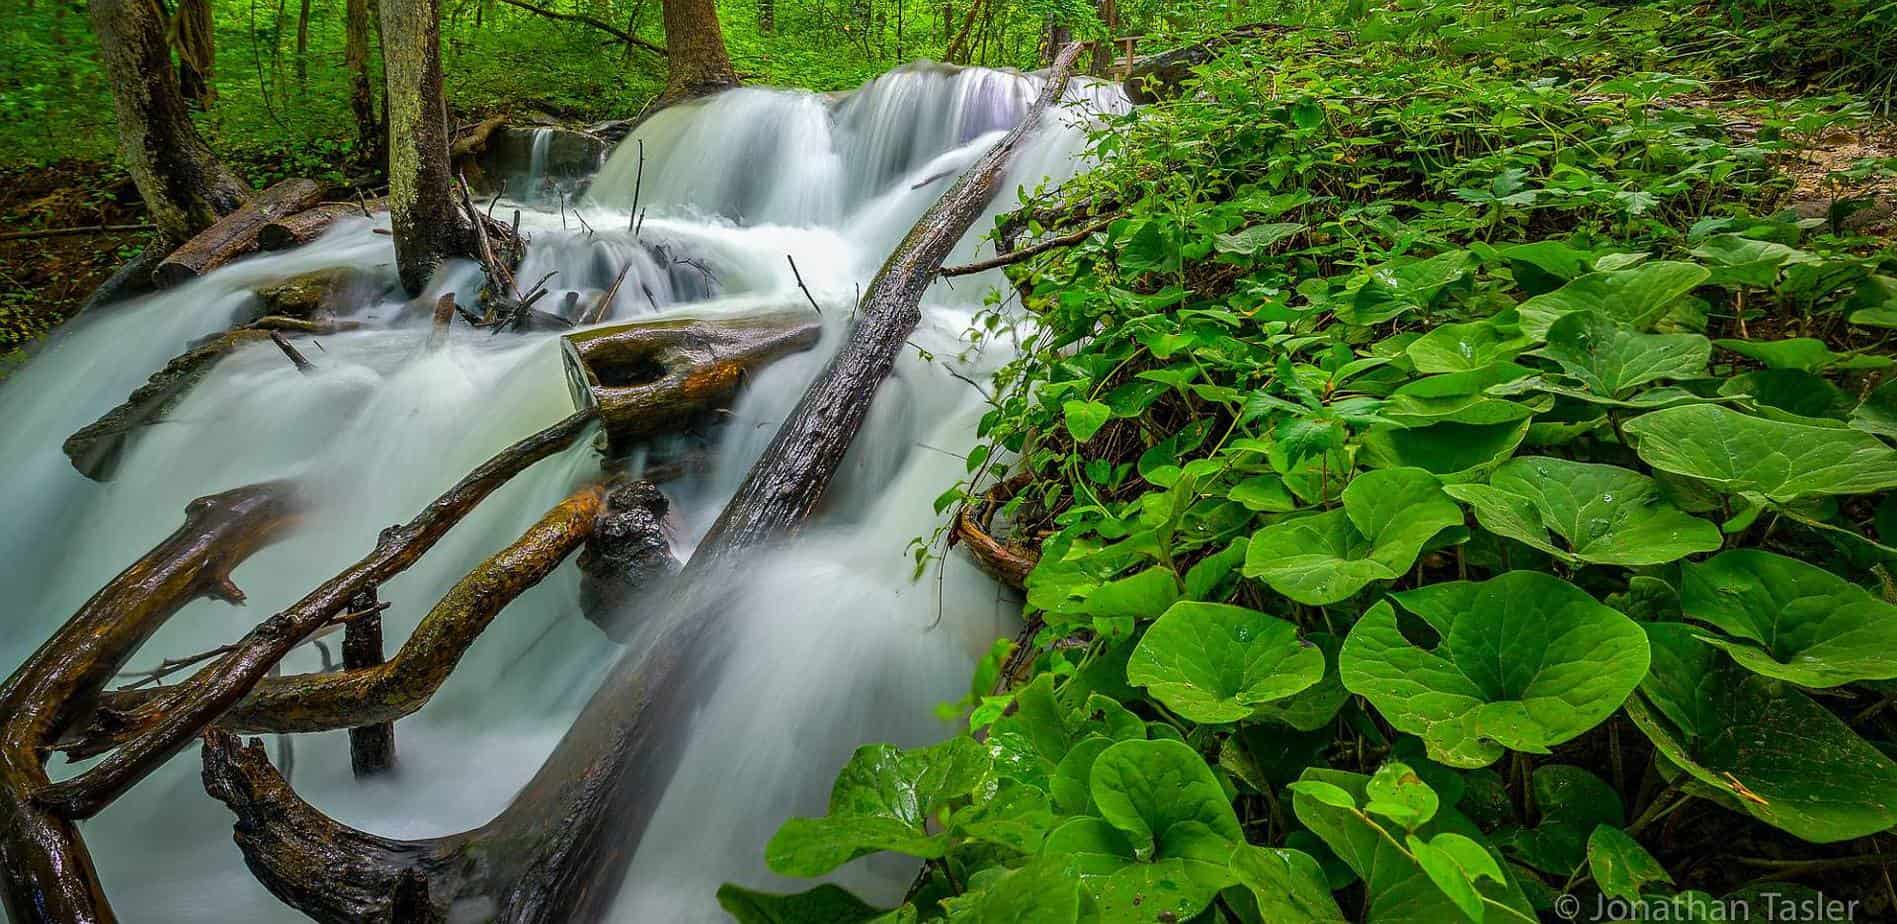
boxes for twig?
[786,255,822,315]
[628,139,646,234]
[113,602,390,690]
[491,0,666,55]
[583,265,632,325]
[938,214,1118,277]
[269,331,315,374]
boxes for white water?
[0,62,1125,921]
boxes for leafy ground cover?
[725,2,1897,920]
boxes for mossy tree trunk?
[172,0,216,106]
[346,0,381,167]
[379,0,476,294]
[658,0,739,104]
[88,0,249,245]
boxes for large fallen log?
[32,410,598,822]
[196,43,1088,924]
[561,310,822,456]
[258,199,387,251]
[59,485,604,752]
[0,482,301,924]
[154,179,330,287]
[61,329,274,481]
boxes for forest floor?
[0,162,152,379]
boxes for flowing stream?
[0,62,1125,921]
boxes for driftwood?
[0,482,302,924]
[60,486,605,751]
[939,214,1118,278]
[576,480,678,641]
[341,589,395,777]
[449,115,508,160]
[154,178,330,286]
[258,199,387,251]
[32,410,598,822]
[950,472,1038,591]
[61,329,273,480]
[193,43,1088,924]
[560,310,822,455]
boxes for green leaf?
[1091,738,1243,850]
[1287,779,1359,810]
[1517,261,1710,338]
[716,884,890,924]
[950,782,1056,854]
[1444,457,1721,566]
[1365,762,1441,830]
[1627,624,1897,842]
[1850,378,1897,440]
[766,738,990,876]
[1342,251,1474,325]
[1244,467,1464,605]
[1537,311,1710,398]
[1408,835,1483,922]
[1494,766,1623,875]
[1253,631,1351,731]
[1340,573,1650,768]
[1359,418,1531,482]
[1063,399,1111,442]
[1406,319,1533,373]
[1218,222,1305,255]
[1082,566,1181,619]
[1585,826,1672,903]
[1624,404,1897,502]
[1229,845,1349,922]
[1713,337,1845,373]
[1126,601,1325,723]
[938,858,1081,922]
[1680,550,1897,687]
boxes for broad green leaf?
[1229,845,1348,923]
[1091,738,1243,849]
[1517,261,1710,337]
[1244,467,1463,605]
[1343,251,1474,325]
[766,738,989,876]
[1680,550,1897,686]
[950,782,1056,854]
[1444,457,1720,566]
[1494,766,1623,875]
[1713,337,1845,373]
[1719,369,1855,421]
[1689,234,1816,287]
[1585,826,1672,903]
[1850,378,1897,439]
[1408,836,1483,922]
[1218,222,1305,255]
[1082,566,1181,619]
[1537,311,1710,398]
[1340,573,1650,768]
[1624,404,1897,502]
[1627,624,1897,842]
[1365,761,1440,830]
[1291,768,1536,923]
[1063,399,1111,442]
[1126,601,1325,723]
[1406,319,1532,373]
[1359,418,1531,482]
[716,884,890,924]
[1253,632,1351,731]
[938,858,1080,923]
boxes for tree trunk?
[172,0,216,107]
[756,0,773,32]
[89,0,250,245]
[658,0,738,105]
[347,0,380,163]
[295,0,311,80]
[379,0,477,294]
[1091,0,1117,74]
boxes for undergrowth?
[723,3,1897,922]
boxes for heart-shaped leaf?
[1126,601,1325,723]
[1217,222,1305,255]
[1850,378,1897,439]
[1537,311,1710,398]
[1230,845,1349,922]
[1444,457,1720,566]
[1624,404,1897,502]
[1063,399,1111,442]
[1626,624,1897,842]
[1586,826,1672,903]
[1244,467,1464,605]
[1406,318,1533,373]
[1517,261,1710,337]
[716,883,891,924]
[1090,738,1243,850]
[1680,550,1897,687]
[767,737,990,876]
[1340,572,1650,768]
[1360,418,1531,482]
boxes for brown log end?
[952,474,1038,592]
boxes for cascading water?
[0,61,1126,921]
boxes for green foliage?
[734,3,1897,919]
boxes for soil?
[0,160,152,377]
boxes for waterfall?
[0,62,1126,921]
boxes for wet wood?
[258,199,386,250]
[342,590,395,777]
[154,178,329,286]
[939,214,1118,278]
[61,329,274,481]
[0,482,301,924]
[950,472,1038,590]
[561,310,822,455]
[33,411,598,821]
[577,481,678,640]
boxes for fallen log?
[560,310,822,456]
[33,410,598,821]
[949,472,1038,591]
[577,480,678,641]
[258,199,386,251]
[0,482,301,924]
[61,329,274,480]
[196,43,1089,924]
[341,589,395,777]
[154,178,330,286]
[60,485,605,748]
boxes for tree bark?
[192,44,1088,924]
[346,0,381,165]
[379,0,478,294]
[0,482,301,924]
[88,0,250,245]
[259,199,388,250]
[153,178,330,286]
[171,0,216,106]
[62,329,276,480]
[658,0,739,105]
[341,589,397,777]
[295,0,311,81]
